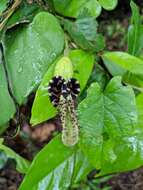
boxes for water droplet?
[17,66,23,73]
[50,52,56,60]
[83,104,88,109]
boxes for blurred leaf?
[4,12,64,104]
[53,0,101,18]
[98,0,118,10]
[6,0,42,29]
[31,50,94,126]
[64,17,105,52]
[0,139,30,174]
[127,1,143,56]
[0,62,16,127]
[19,135,92,190]
[0,0,7,14]
[78,77,143,175]
[0,152,8,169]
[102,51,143,90]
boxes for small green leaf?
[64,17,105,52]
[98,0,118,10]
[127,1,143,56]
[5,12,64,104]
[78,77,141,175]
[0,139,30,174]
[102,51,143,90]
[31,50,94,125]
[53,0,101,18]
[0,64,16,127]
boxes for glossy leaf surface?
[5,12,64,104]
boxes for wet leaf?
[4,12,64,104]
[0,139,30,174]
[53,0,102,18]
[32,149,92,190]
[78,77,142,175]
[102,51,143,90]
[19,136,92,190]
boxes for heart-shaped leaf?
[4,12,64,104]
[78,77,143,175]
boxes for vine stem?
[0,0,22,31]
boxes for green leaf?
[78,77,141,175]
[0,0,7,14]
[127,1,143,56]
[69,49,94,91]
[32,149,92,190]
[98,0,118,10]
[64,17,105,52]
[30,63,57,125]
[31,50,94,126]
[0,63,16,127]
[19,135,92,190]
[102,51,143,90]
[87,63,110,90]
[4,12,64,104]
[53,0,101,18]
[0,139,30,174]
